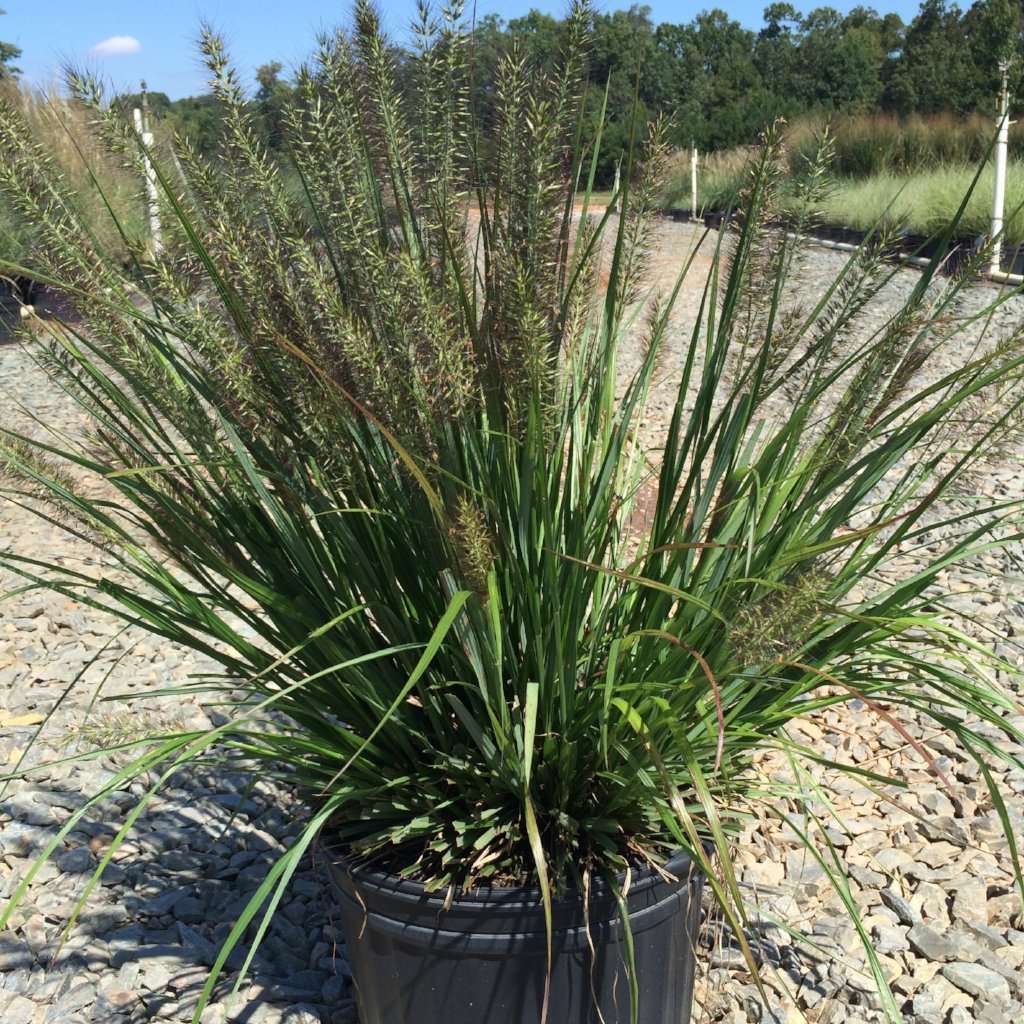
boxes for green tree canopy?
[0,7,21,80]
[254,60,291,148]
[100,0,1024,174]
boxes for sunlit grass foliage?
[788,111,1024,178]
[664,114,1024,245]
[0,80,146,267]
[817,164,1024,241]
[669,152,1024,245]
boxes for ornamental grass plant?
[814,163,1024,243]
[0,80,146,268]
[787,112,1024,179]
[1,2,1024,1021]
[669,150,1024,246]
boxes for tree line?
[0,8,21,81]
[3,1,1022,181]
[477,0,1022,172]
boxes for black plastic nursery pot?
[324,847,707,1024]
[1003,244,1024,276]
[898,232,929,255]
[0,275,39,305]
[835,225,867,247]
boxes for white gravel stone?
[0,994,36,1024]
[942,962,1012,1005]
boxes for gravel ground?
[2,220,1024,1024]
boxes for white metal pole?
[691,144,698,213]
[134,90,162,256]
[991,63,1010,276]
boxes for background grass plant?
[1,3,1023,1022]
[787,112,1024,178]
[0,79,146,270]
[664,113,1024,246]
[670,155,1024,245]
[816,164,1024,241]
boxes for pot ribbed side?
[321,844,706,1024]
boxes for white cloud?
[88,36,142,59]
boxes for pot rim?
[319,835,710,908]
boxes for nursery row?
[665,153,1024,248]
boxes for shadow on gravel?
[1,301,19,343]
[0,762,355,1024]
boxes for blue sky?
[4,1,924,100]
